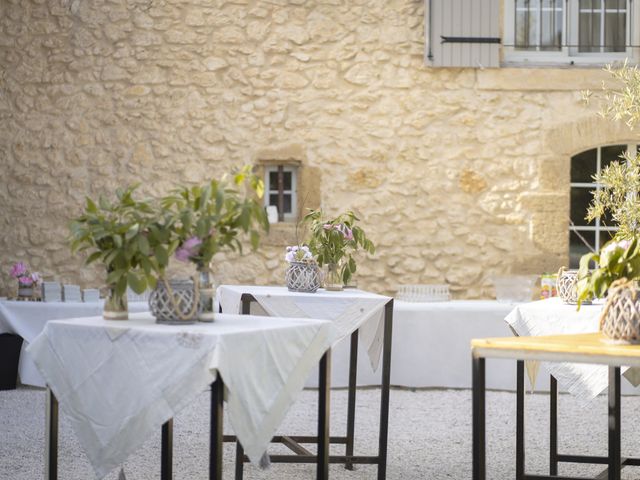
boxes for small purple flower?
[18,276,33,286]
[175,237,202,263]
[10,262,27,279]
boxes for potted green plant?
[161,166,269,321]
[303,209,375,291]
[577,238,640,341]
[70,185,167,320]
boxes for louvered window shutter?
[426,0,501,68]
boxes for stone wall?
[1,0,638,298]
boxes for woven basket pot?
[149,279,199,325]
[557,269,580,304]
[285,262,321,293]
[600,283,640,343]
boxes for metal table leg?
[516,361,525,480]
[318,351,331,480]
[377,300,394,480]
[345,330,358,471]
[472,355,486,480]
[46,388,58,480]
[210,377,224,480]
[608,367,621,480]
[161,419,173,480]
[550,375,558,476]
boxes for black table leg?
[46,388,58,480]
[318,351,331,480]
[608,367,621,480]
[516,361,525,480]
[345,330,358,471]
[210,377,224,480]
[161,419,173,480]
[550,375,558,476]
[233,295,252,480]
[234,443,245,480]
[377,300,394,480]
[472,355,486,480]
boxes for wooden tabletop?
[472,333,640,367]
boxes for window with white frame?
[504,0,638,64]
[264,165,297,222]
[569,144,638,267]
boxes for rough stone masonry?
[0,0,638,297]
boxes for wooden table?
[471,333,640,480]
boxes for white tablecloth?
[27,312,332,479]
[217,285,391,370]
[0,300,148,387]
[505,297,640,398]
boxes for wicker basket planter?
[556,268,589,305]
[149,279,199,325]
[285,262,322,293]
[600,282,640,343]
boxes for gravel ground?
[3,386,640,479]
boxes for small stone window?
[264,165,298,223]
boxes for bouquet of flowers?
[304,209,375,287]
[10,261,40,287]
[285,245,315,264]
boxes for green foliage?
[577,238,640,306]
[584,60,640,130]
[586,149,640,239]
[161,165,269,267]
[69,185,172,299]
[303,209,375,285]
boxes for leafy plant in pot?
[303,209,375,291]
[577,238,640,341]
[161,166,269,321]
[70,186,167,320]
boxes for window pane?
[269,193,279,206]
[269,171,278,188]
[601,144,626,170]
[571,149,597,183]
[569,230,595,268]
[282,172,292,190]
[571,187,595,225]
[604,0,626,52]
[579,0,601,52]
[283,194,292,213]
[599,230,615,249]
[540,0,563,50]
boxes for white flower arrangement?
[285,245,315,264]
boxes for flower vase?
[197,266,216,322]
[17,284,33,298]
[324,263,343,291]
[286,262,321,293]
[103,287,128,320]
[149,278,199,324]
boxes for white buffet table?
[0,300,148,387]
[28,312,333,479]
[324,299,518,390]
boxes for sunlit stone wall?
[1,0,637,298]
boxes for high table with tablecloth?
[217,285,393,479]
[27,312,333,480]
[0,300,148,387]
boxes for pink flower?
[175,237,202,263]
[10,262,27,278]
[323,223,332,230]
[18,276,33,286]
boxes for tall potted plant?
[304,209,375,291]
[161,166,269,321]
[69,186,166,320]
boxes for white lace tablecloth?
[505,297,640,398]
[27,312,332,479]
[0,300,148,387]
[217,285,392,370]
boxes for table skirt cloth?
[28,313,333,478]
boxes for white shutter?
[426,0,501,68]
